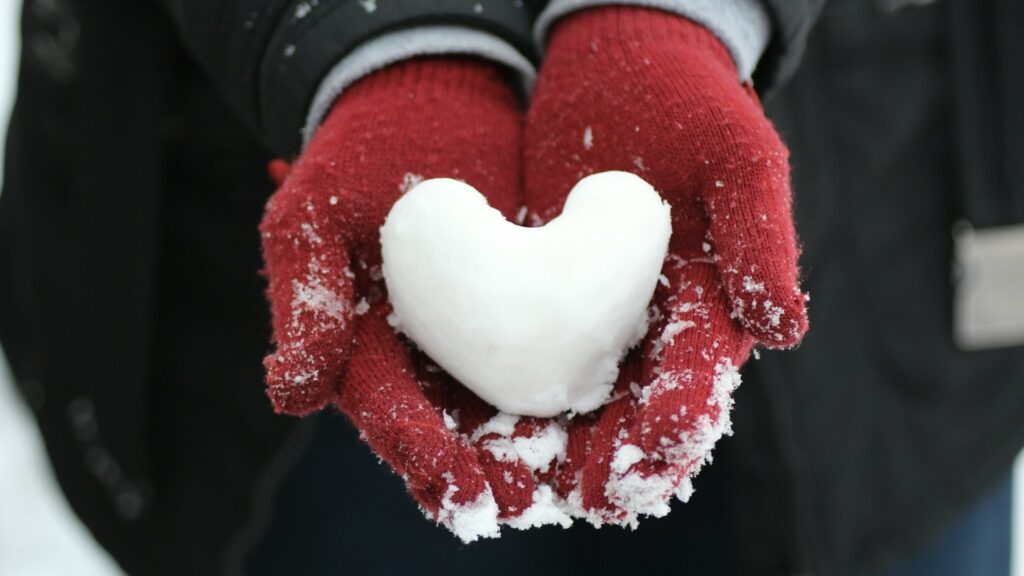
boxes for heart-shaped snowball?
[380,171,671,417]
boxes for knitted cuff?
[534,0,772,81]
[303,25,536,148]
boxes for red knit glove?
[524,8,809,526]
[259,58,542,539]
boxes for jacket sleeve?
[755,0,825,93]
[158,0,541,156]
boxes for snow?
[291,277,347,323]
[398,172,423,194]
[436,485,500,543]
[472,414,568,474]
[501,485,573,530]
[594,359,743,529]
[511,422,568,473]
[380,172,672,417]
[610,444,645,474]
[470,413,520,441]
[442,410,458,431]
[604,467,675,525]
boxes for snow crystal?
[510,422,567,473]
[515,206,527,225]
[582,126,594,150]
[290,277,347,325]
[610,444,644,474]
[471,413,519,441]
[300,222,322,245]
[674,477,695,502]
[353,298,370,316]
[481,437,517,463]
[605,469,675,527]
[436,485,500,543]
[649,320,696,364]
[442,410,458,431]
[357,0,377,14]
[629,381,643,398]
[763,300,784,328]
[399,172,423,194]
[742,276,765,293]
[502,485,573,530]
[661,320,696,345]
[474,416,567,474]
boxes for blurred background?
[0,1,1020,574]
[0,2,123,573]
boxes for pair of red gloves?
[260,7,807,540]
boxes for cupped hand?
[259,58,549,540]
[523,7,808,526]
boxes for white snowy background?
[0,2,1020,575]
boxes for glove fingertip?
[477,447,537,520]
[263,348,338,416]
[422,442,501,543]
[737,286,809,349]
[266,159,292,188]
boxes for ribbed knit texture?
[260,58,535,526]
[525,7,808,522]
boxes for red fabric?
[259,7,809,533]
[524,7,808,523]
[259,58,536,524]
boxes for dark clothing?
[0,2,297,574]
[153,0,822,155]
[0,1,1020,575]
[757,2,1024,573]
[247,418,1014,576]
[158,0,542,155]
[881,474,1012,576]
[246,412,747,576]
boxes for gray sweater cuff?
[303,1,770,145]
[302,26,536,148]
[535,0,772,81]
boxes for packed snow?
[380,172,672,417]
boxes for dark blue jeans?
[881,474,1012,576]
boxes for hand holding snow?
[380,171,671,416]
